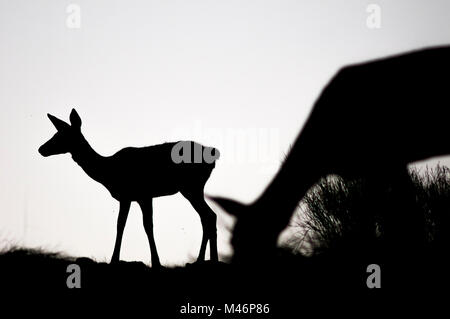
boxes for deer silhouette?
[211,46,450,262]
[39,109,219,266]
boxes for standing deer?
[211,46,450,261]
[39,109,219,266]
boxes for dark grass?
[289,165,450,256]
[283,165,450,301]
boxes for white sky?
[1,0,449,265]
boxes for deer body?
[212,46,450,261]
[39,110,219,266]
[76,143,215,200]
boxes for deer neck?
[257,138,323,231]
[71,135,106,184]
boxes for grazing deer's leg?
[111,200,131,263]
[181,190,218,262]
[138,199,161,267]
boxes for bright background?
[1,0,449,265]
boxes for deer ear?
[47,114,70,131]
[207,196,247,218]
[70,108,82,129]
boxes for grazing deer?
[211,46,450,261]
[39,109,220,266]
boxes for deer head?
[38,109,83,157]
[209,196,280,262]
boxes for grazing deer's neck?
[258,136,322,231]
[71,134,106,183]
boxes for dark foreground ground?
[0,247,447,317]
[1,168,446,315]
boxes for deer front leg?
[111,200,131,263]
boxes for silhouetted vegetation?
[288,165,450,257]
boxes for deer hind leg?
[181,189,218,262]
[111,200,131,263]
[138,199,161,267]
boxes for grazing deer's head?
[38,109,83,157]
[210,196,279,262]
